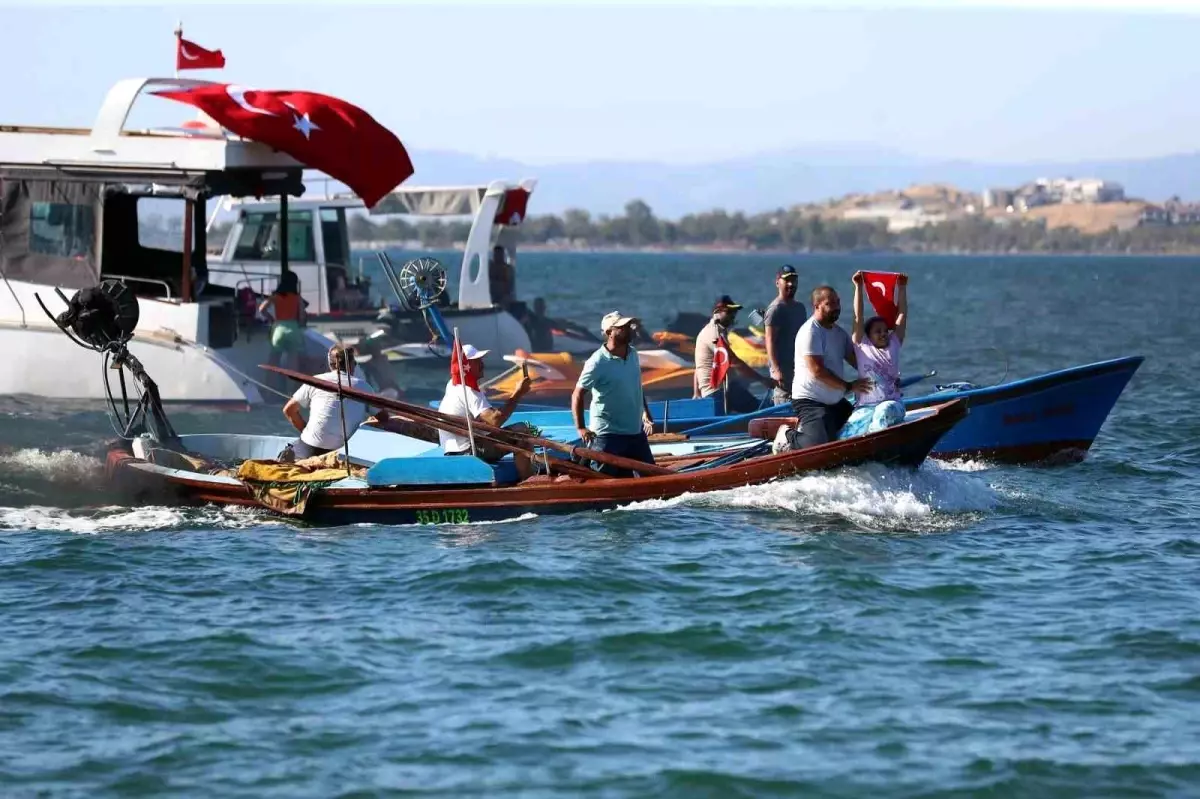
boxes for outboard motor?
[36,280,180,448]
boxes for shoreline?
[350,240,1200,257]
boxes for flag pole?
[173,21,181,80]
[453,327,477,457]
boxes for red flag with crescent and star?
[450,340,480,391]
[710,332,731,390]
[154,84,414,207]
[175,36,225,71]
[862,271,901,328]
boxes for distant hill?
[396,147,1200,218]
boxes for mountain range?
[395,146,1200,218]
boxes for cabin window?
[320,208,346,265]
[232,210,315,262]
[29,202,94,258]
[136,197,195,252]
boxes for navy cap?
[777,264,798,280]
[713,295,743,312]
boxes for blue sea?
[2,253,1198,797]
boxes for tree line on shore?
[211,199,1200,254]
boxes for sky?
[4,1,1200,166]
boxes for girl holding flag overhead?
[851,271,908,406]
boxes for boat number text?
[414,508,470,525]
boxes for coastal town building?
[983,177,1125,212]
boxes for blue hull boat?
[507,356,1144,465]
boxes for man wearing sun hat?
[571,311,657,477]
[764,264,807,406]
[693,295,774,414]
[437,343,532,458]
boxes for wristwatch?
[843,378,853,392]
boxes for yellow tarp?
[236,452,365,516]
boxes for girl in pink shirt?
[851,271,908,406]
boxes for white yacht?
[0,77,372,406]
[205,181,602,369]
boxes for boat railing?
[104,274,173,300]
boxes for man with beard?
[693,295,774,413]
[790,286,872,449]
[571,311,657,477]
[764,264,807,406]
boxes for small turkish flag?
[710,332,731,390]
[154,84,414,207]
[176,36,225,71]
[450,340,480,391]
[862,271,900,328]
[495,189,530,225]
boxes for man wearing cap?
[764,264,807,406]
[281,345,374,461]
[437,344,532,458]
[693,295,774,414]
[571,311,657,477]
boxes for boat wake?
[0,447,108,506]
[614,461,1001,532]
[0,503,268,534]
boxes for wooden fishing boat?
[103,395,966,525]
[43,279,965,526]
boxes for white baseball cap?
[460,344,490,360]
[601,311,637,334]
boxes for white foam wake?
[612,461,999,529]
[0,504,267,534]
[0,448,105,486]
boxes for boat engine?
[53,279,140,350]
[35,280,180,448]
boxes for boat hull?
[104,399,967,525]
[905,356,1143,463]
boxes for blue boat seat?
[365,452,520,487]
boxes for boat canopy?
[0,77,309,293]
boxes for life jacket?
[273,291,302,322]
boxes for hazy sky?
[5,0,1200,165]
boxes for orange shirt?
[273,292,302,322]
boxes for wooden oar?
[261,365,675,477]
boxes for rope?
[173,337,293,401]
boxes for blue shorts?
[590,432,656,477]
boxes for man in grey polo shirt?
[571,311,657,477]
[764,264,807,406]
[790,286,871,449]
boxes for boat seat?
[365,452,520,487]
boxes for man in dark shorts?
[571,311,657,477]
[790,286,871,449]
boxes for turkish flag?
[176,37,225,71]
[450,340,480,391]
[862,271,900,328]
[710,333,731,390]
[495,189,530,225]
[154,84,414,207]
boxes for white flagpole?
[453,327,477,457]
[173,21,181,80]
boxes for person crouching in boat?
[790,287,872,449]
[571,312,657,477]
[851,271,908,406]
[438,344,536,478]
[693,295,775,414]
[281,345,371,461]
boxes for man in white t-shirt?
[282,345,374,460]
[790,286,871,449]
[437,344,533,469]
